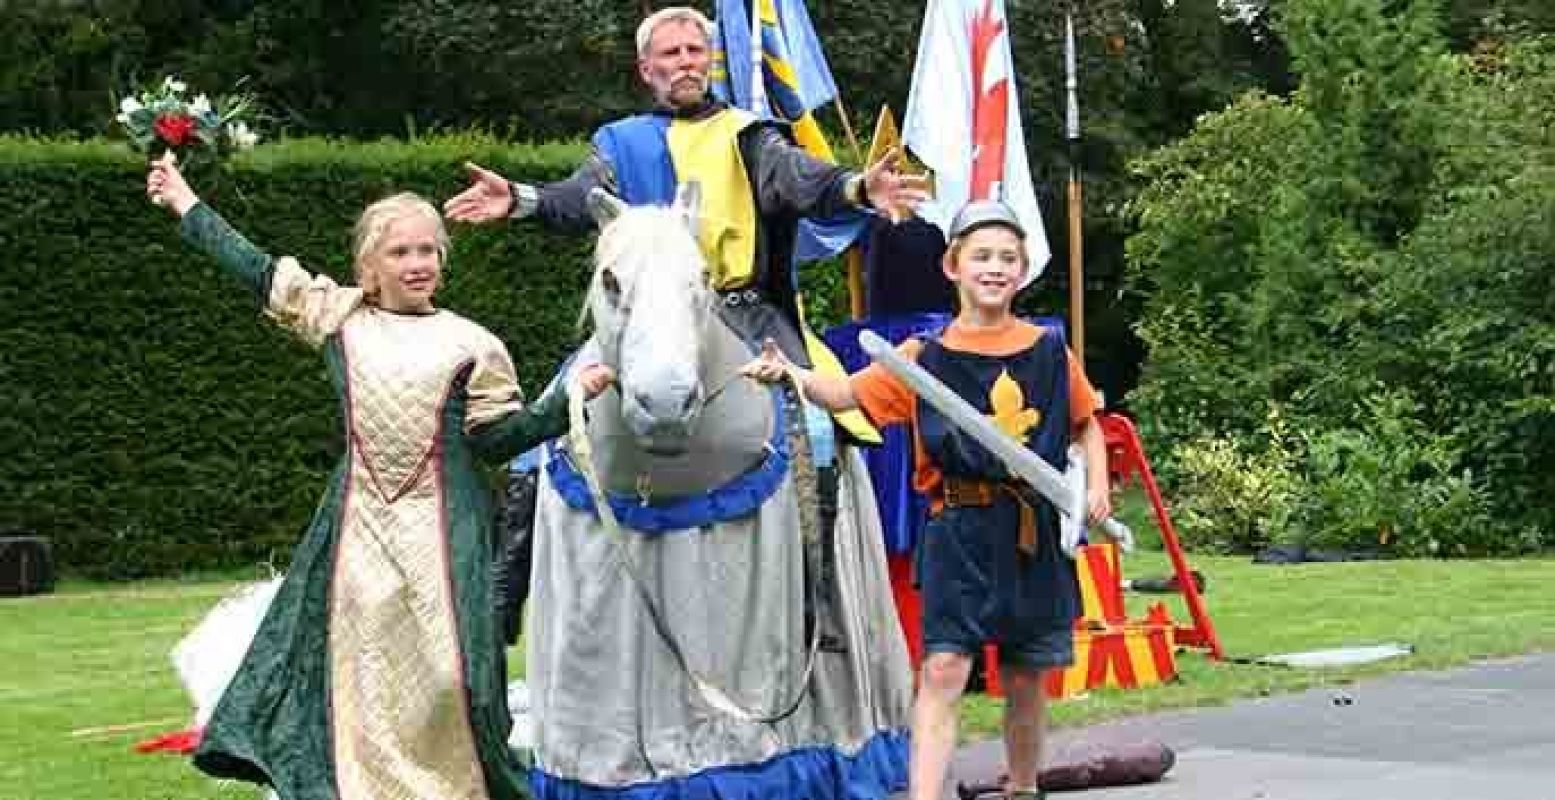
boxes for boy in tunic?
[743,199,1111,800]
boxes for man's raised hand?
[862,147,931,223]
[443,162,514,224]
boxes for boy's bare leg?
[909,652,974,800]
[1001,665,1049,793]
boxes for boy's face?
[943,224,1027,314]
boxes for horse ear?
[672,181,701,240]
[587,188,627,229]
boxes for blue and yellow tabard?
[592,107,761,289]
[592,108,880,443]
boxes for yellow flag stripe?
[791,113,835,161]
[763,53,801,89]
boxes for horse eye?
[601,269,622,298]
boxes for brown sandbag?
[956,740,1175,798]
[1039,739,1175,791]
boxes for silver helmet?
[947,199,1026,241]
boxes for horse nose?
[631,385,701,423]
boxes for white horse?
[523,187,913,800]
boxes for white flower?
[190,94,212,116]
[226,121,259,150]
[119,96,144,116]
[162,76,187,94]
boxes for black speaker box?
[0,537,55,597]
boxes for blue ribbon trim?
[530,728,909,800]
[544,385,790,534]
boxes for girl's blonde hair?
[351,192,449,301]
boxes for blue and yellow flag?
[712,0,864,262]
[713,0,878,444]
[713,0,837,135]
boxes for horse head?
[583,185,713,456]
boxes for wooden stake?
[1067,165,1085,361]
[833,95,866,319]
[70,717,186,738]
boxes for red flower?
[153,114,197,147]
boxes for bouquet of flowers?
[114,75,260,165]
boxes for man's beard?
[665,75,709,109]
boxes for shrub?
[0,134,852,579]
[1163,406,1303,554]
[0,135,855,578]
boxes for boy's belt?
[940,477,1038,556]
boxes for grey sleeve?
[746,126,860,219]
[519,149,618,233]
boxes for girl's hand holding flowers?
[115,75,260,204]
[146,152,199,217]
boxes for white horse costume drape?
[525,195,912,800]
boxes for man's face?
[638,19,711,110]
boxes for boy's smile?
[945,225,1028,314]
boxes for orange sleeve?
[1068,350,1100,428]
[848,339,923,428]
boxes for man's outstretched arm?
[443,153,617,233]
[524,150,618,232]
[746,128,928,221]
[745,126,857,219]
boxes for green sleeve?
[178,202,274,303]
[468,386,572,463]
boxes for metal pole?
[1064,9,1085,361]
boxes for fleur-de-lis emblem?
[989,369,1040,441]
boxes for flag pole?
[836,93,866,321]
[1064,9,1086,362]
[843,95,866,320]
[831,96,865,165]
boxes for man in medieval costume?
[444,6,923,800]
[446,6,922,367]
[447,3,921,669]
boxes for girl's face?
[943,224,1027,314]
[372,214,443,313]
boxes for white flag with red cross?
[904,0,1050,285]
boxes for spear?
[1064,9,1086,361]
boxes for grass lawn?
[4,552,1553,799]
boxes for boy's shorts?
[924,626,1074,671]
[917,500,1079,671]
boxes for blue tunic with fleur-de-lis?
[913,326,1080,665]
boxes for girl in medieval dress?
[145,154,612,800]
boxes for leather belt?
[941,476,1039,556]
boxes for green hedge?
[0,135,696,579]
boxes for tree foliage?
[1126,0,1554,555]
[0,0,1294,396]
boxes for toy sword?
[858,329,1133,555]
